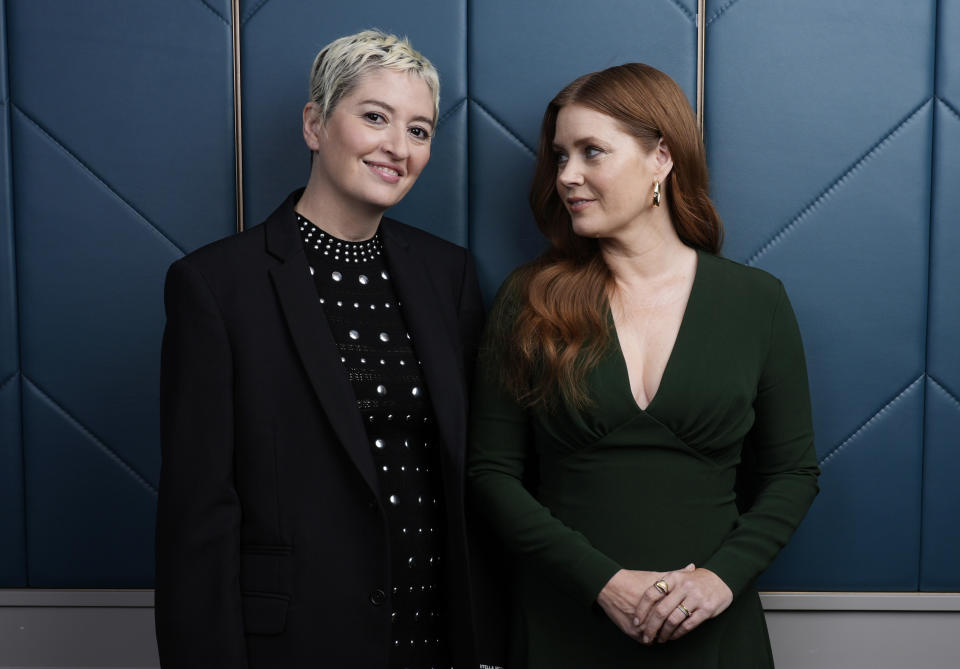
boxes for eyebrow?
[358,99,435,128]
[551,136,606,151]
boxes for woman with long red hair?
[468,63,819,667]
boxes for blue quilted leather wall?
[0,0,957,592]
[6,0,235,586]
[0,0,26,586]
[921,0,960,591]
[705,0,935,590]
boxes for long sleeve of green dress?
[466,283,624,606]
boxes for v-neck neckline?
[607,248,704,416]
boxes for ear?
[302,102,325,152]
[654,137,674,180]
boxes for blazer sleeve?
[701,282,821,597]
[467,281,621,609]
[155,258,247,668]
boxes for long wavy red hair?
[501,63,723,409]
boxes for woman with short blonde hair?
[156,29,502,669]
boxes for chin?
[570,219,604,239]
[360,187,410,211]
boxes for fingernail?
[642,635,650,644]
[633,617,640,626]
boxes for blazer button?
[369,589,387,606]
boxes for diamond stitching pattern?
[197,0,230,25]
[818,377,923,469]
[707,0,745,26]
[24,376,158,497]
[13,105,186,257]
[0,0,955,592]
[939,96,960,121]
[745,98,932,266]
[929,376,960,411]
[437,97,467,129]
[242,0,271,25]
[666,0,696,21]
[0,371,18,394]
[471,100,536,157]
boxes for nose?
[558,159,583,188]
[380,125,409,160]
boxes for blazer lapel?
[381,223,468,481]
[265,194,380,498]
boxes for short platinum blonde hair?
[309,29,440,125]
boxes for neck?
[295,168,383,241]
[599,208,691,284]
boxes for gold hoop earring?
[652,179,661,207]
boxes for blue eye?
[585,146,603,158]
[556,152,568,165]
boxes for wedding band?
[654,580,669,595]
[677,603,691,618]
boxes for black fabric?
[298,214,450,668]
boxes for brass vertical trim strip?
[697,0,705,139]
[231,0,244,233]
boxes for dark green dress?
[467,251,820,668]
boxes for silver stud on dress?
[349,330,359,340]
[359,274,369,285]
[379,332,390,342]
[331,271,342,282]
[377,384,387,395]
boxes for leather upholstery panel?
[8,0,236,252]
[920,0,960,590]
[706,0,935,589]
[8,0,234,585]
[705,0,935,262]
[23,381,156,586]
[761,382,924,590]
[0,0,957,594]
[0,0,25,586]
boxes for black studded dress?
[297,214,451,669]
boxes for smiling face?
[303,67,435,217]
[553,103,670,241]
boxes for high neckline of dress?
[297,213,383,264]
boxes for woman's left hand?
[631,563,733,644]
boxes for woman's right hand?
[596,569,666,641]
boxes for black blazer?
[155,191,502,668]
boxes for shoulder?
[699,251,785,308]
[380,218,477,299]
[167,224,267,292]
[169,188,300,285]
[381,217,471,263]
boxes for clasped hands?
[596,564,733,644]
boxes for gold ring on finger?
[677,603,691,618]
[654,580,669,595]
